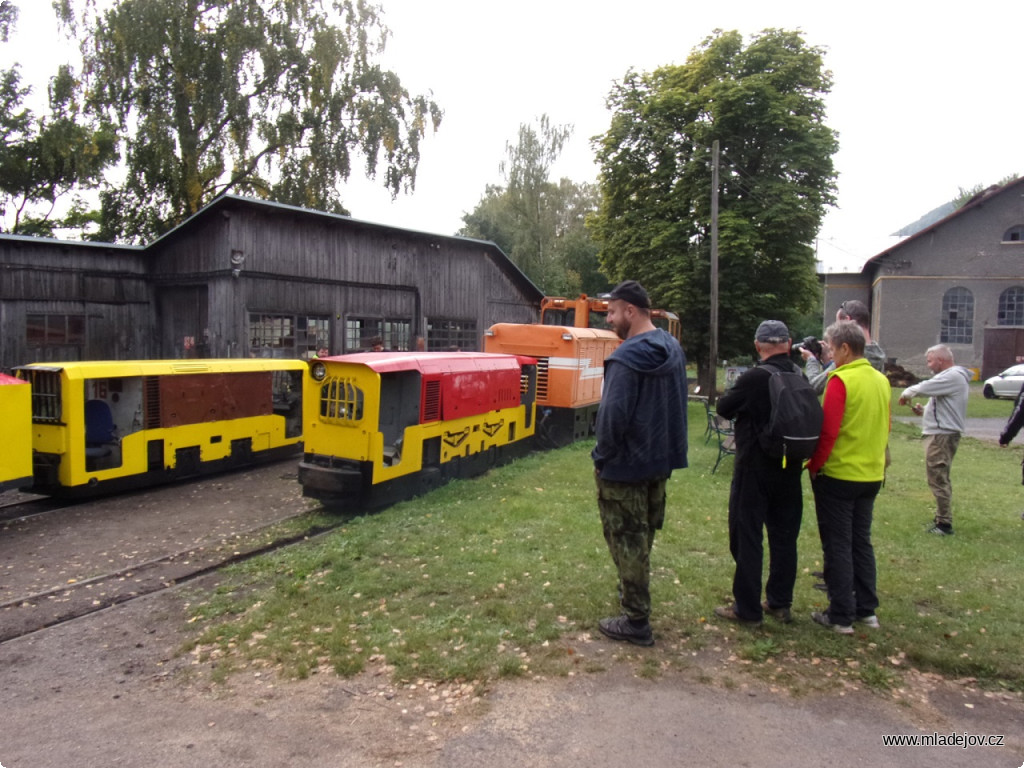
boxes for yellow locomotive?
[0,372,33,493]
[299,352,537,508]
[14,359,304,496]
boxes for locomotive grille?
[422,380,441,421]
[535,357,550,399]
[18,369,61,423]
[319,377,363,422]
[143,376,161,429]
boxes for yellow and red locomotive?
[299,351,537,508]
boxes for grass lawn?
[184,392,1024,694]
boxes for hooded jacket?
[592,328,688,482]
[900,365,971,435]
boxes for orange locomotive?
[484,295,681,447]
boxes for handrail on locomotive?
[539,295,682,344]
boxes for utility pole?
[709,140,720,403]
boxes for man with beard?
[592,280,688,646]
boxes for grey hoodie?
[900,365,971,434]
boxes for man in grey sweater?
[898,345,971,535]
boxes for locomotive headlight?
[311,362,327,381]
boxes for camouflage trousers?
[924,432,960,527]
[596,475,668,622]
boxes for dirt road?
[2,576,1022,768]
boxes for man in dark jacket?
[998,382,1024,519]
[593,280,688,647]
[714,320,805,626]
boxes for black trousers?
[812,474,881,626]
[727,457,804,622]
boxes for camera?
[793,335,823,359]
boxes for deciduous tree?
[0,2,117,236]
[460,115,605,295]
[56,0,443,242]
[590,29,838,388]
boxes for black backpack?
[758,361,823,467]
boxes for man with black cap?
[713,320,806,627]
[593,280,688,647]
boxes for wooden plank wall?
[151,201,540,356]
[0,239,152,368]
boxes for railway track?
[0,511,349,644]
[0,495,82,525]
[0,460,335,645]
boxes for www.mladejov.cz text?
[882,732,1005,748]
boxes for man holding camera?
[801,300,885,394]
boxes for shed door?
[156,286,209,358]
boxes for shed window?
[250,313,329,359]
[426,318,478,351]
[940,287,974,344]
[345,317,412,352]
[1002,225,1024,243]
[27,314,85,346]
[998,286,1024,325]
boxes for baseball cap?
[755,320,790,343]
[605,280,651,309]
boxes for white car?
[982,364,1024,399]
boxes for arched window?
[1003,225,1024,242]
[940,287,973,344]
[998,286,1024,325]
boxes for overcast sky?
[6,1,1024,274]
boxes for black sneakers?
[598,615,654,646]
[927,523,954,536]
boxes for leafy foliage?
[0,0,17,41]
[953,173,1020,209]
[0,3,117,236]
[590,29,838,381]
[459,115,607,295]
[56,0,442,242]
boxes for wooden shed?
[0,234,151,367]
[0,195,544,370]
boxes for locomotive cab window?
[83,376,147,471]
[272,369,304,439]
[378,370,420,465]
